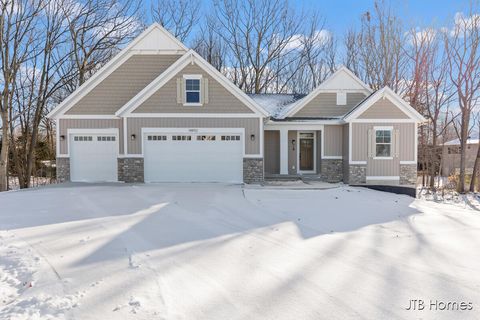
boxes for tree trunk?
[457,111,469,193]
[0,118,9,191]
[469,131,480,192]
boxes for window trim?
[336,91,347,105]
[373,126,393,159]
[183,74,202,106]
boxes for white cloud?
[283,29,332,51]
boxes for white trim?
[183,74,202,106]
[348,122,353,164]
[48,23,188,119]
[265,123,326,131]
[414,122,418,162]
[125,113,260,118]
[118,154,144,158]
[350,161,367,165]
[117,50,269,117]
[59,115,120,119]
[366,176,400,181]
[123,117,127,155]
[68,128,119,134]
[279,129,289,174]
[373,126,394,130]
[55,118,60,157]
[62,128,120,157]
[139,127,247,157]
[266,120,344,125]
[259,119,264,158]
[283,66,372,118]
[373,157,393,160]
[344,87,426,122]
[323,156,343,159]
[350,118,416,123]
[297,131,317,174]
[400,161,417,164]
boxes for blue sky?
[291,0,471,35]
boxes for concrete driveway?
[0,183,479,320]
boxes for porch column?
[280,129,289,174]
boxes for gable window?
[184,75,201,105]
[336,92,347,105]
[375,129,392,157]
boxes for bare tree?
[191,15,227,71]
[346,1,407,92]
[0,0,43,191]
[9,0,73,188]
[445,9,480,193]
[63,0,141,87]
[151,0,200,42]
[213,0,303,93]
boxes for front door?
[299,133,314,172]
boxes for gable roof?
[248,94,305,118]
[281,66,372,118]
[343,86,426,122]
[47,23,187,119]
[116,50,269,117]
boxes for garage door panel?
[70,134,118,182]
[144,133,243,183]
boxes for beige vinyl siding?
[357,98,410,119]
[134,63,254,114]
[351,123,415,161]
[342,124,349,183]
[127,117,260,154]
[59,119,124,154]
[351,122,415,177]
[288,130,297,174]
[66,55,182,115]
[324,125,343,157]
[292,92,366,118]
[264,131,280,174]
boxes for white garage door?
[70,134,118,182]
[144,132,243,183]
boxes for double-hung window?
[184,75,201,105]
[375,129,392,158]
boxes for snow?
[1,183,480,319]
[248,94,304,118]
[443,138,480,145]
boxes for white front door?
[70,134,118,182]
[144,132,243,183]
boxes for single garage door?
[70,134,118,182]
[144,132,243,183]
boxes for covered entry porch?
[263,121,345,182]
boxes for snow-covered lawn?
[0,183,479,320]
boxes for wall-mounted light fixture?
[60,135,65,141]
[292,139,296,151]
[250,134,255,141]
[130,134,136,141]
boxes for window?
[221,135,241,141]
[336,92,347,105]
[197,135,216,141]
[185,76,201,104]
[172,135,192,141]
[97,136,116,142]
[375,129,392,157]
[74,136,93,141]
[147,135,167,141]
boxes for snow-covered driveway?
[0,184,479,320]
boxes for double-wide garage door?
[144,132,243,183]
